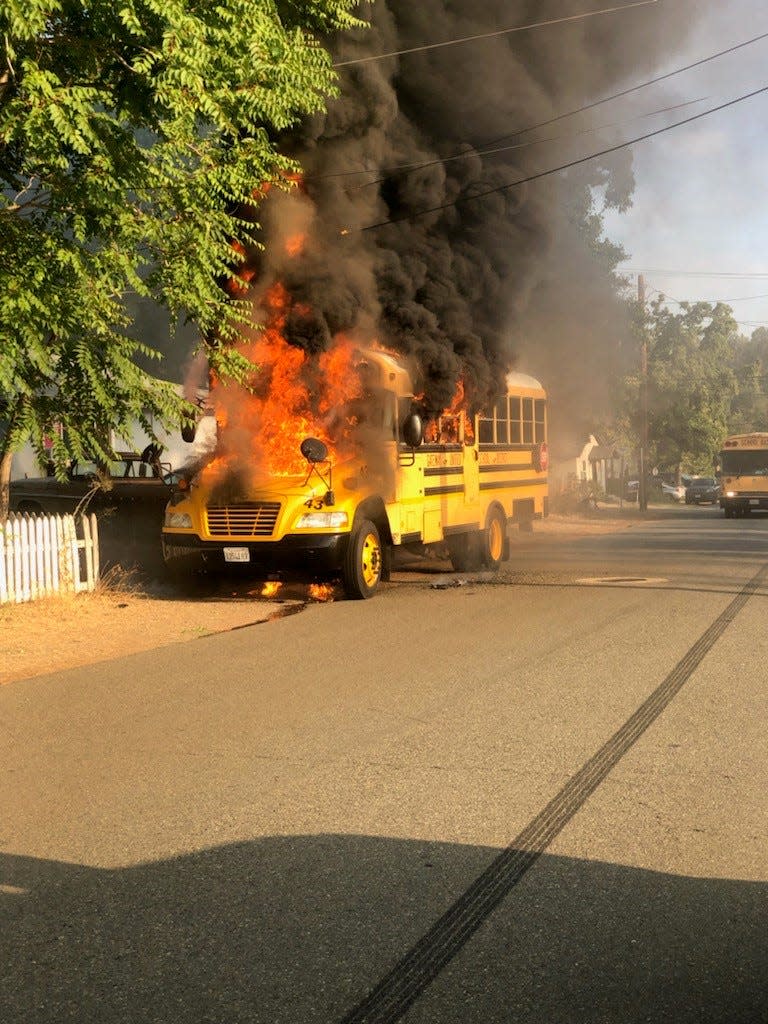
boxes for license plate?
[224,547,250,563]
[750,499,760,506]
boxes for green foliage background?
[610,296,768,478]
[0,0,363,484]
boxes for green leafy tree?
[617,299,740,480]
[0,0,364,515]
[728,326,768,433]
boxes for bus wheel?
[724,506,734,519]
[342,518,382,599]
[482,507,507,570]
[447,531,482,572]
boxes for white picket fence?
[0,512,100,604]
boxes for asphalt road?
[2,506,767,1023]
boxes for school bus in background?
[718,432,768,517]
[162,349,548,599]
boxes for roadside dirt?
[0,510,643,686]
[0,581,291,687]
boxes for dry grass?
[0,577,282,687]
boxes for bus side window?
[479,416,494,443]
[495,397,509,444]
[534,399,546,443]
[522,398,534,444]
[510,397,522,444]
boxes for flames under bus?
[162,349,548,598]
[718,432,768,517]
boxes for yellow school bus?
[162,349,548,598]
[718,432,768,517]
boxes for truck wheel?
[342,519,382,599]
[482,507,507,570]
[447,531,483,572]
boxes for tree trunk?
[0,446,13,521]
[0,400,22,521]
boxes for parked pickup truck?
[684,476,720,505]
[9,451,177,517]
[10,451,181,574]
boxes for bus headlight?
[165,510,193,528]
[294,511,349,529]
[725,491,736,498]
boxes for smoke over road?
[247,0,694,436]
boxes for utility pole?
[638,274,649,512]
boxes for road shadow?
[2,837,765,1024]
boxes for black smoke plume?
[257,2,694,433]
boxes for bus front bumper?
[162,531,349,577]
[720,495,768,511]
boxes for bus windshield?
[720,450,768,476]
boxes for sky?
[600,0,768,334]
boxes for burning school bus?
[162,347,548,599]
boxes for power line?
[321,27,768,183]
[483,27,768,149]
[322,98,706,189]
[649,291,768,302]
[647,287,768,327]
[333,1,658,67]
[356,82,768,233]
[626,269,768,278]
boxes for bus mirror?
[300,437,328,464]
[181,419,196,444]
[402,413,424,449]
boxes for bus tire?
[482,506,507,570]
[447,531,483,572]
[342,518,382,599]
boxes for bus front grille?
[206,502,281,537]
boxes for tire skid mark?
[339,561,768,1024]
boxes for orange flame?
[203,282,366,486]
[261,581,282,598]
[285,233,306,258]
[309,583,334,602]
[424,379,474,444]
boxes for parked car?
[9,450,179,574]
[661,481,686,502]
[684,476,720,505]
[9,450,175,517]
